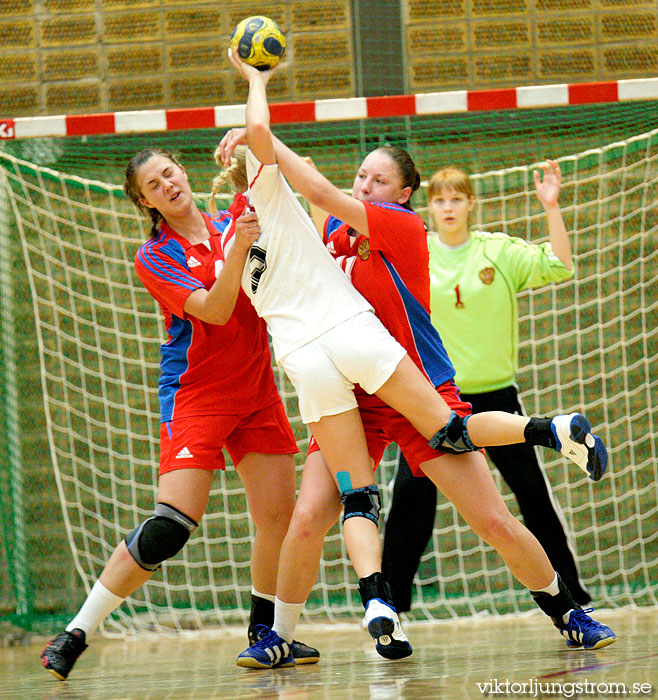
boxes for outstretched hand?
[228,47,276,86]
[533,159,561,208]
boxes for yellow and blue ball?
[229,16,286,71]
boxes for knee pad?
[341,485,381,526]
[428,410,477,454]
[125,502,198,572]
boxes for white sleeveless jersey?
[222,148,372,363]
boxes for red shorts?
[308,380,473,477]
[160,401,298,475]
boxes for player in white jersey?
[215,147,404,423]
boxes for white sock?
[562,609,576,625]
[251,587,275,603]
[272,597,305,644]
[532,572,560,596]
[66,580,125,637]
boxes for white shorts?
[281,311,407,424]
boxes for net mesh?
[0,100,656,632]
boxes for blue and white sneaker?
[559,608,617,650]
[248,624,319,665]
[236,626,295,669]
[364,599,412,660]
[551,413,608,481]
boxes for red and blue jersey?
[134,212,280,422]
[324,201,455,392]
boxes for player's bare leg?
[376,355,531,445]
[422,451,554,588]
[41,469,213,680]
[236,453,319,664]
[236,453,296,596]
[237,452,343,668]
[376,355,607,481]
[277,451,344,604]
[310,409,382,578]
[421,450,616,649]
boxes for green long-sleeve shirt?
[428,230,574,394]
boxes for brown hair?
[123,148,183,237]
[427,166,474,200]
[208,145,248,214]
[373,146,421,210]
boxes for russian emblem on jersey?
[357,238,371,260]
[479,266,495,284]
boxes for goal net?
[0,98,656,634]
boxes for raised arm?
[270,135,370,235]
[219,69,370,235]
[228,48,276,165]
[533,160,572,271]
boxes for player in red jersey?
[220,56,614,667]
[40,148,319,682]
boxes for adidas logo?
[175,446,194,459]
[187,256,201,268]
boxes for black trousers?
[381,384,590,612]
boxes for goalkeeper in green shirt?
[382,160,592,612]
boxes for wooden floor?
[3,608,657,700]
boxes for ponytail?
[209,145,248,214]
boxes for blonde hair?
[427,166,474,200]
[208,145,249,214]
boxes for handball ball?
[229,16,286,71]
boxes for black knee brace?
[125,502,198,572]
[341,485,381,525]
[428,410,478,454]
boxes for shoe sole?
[292,655,320,665]
[555,414,608,481]
[44,665,67,681]
[236,655,295,669]
[375,641,413,660]
[586,636,618,650]
[368,615,395,639]
[570,414,608,481]
[566,634,617,650]
[367,616,413,660]
[587,435,607,481]
[236,656,273,669]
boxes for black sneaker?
[291,639,320,665]
[248,623,319,665]
[40,628,88,680]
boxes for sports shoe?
[236,626,295,669]
[290,639,320,664]
[558,608,617,650]
[551,413,608,481]
[364,598,412,660]
[40,628,88,680]
[248,623,319,665]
